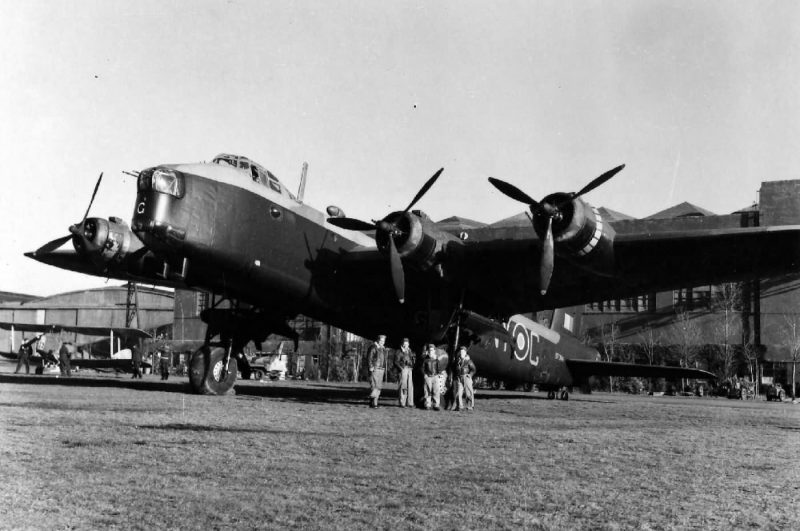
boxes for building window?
[196,292,210,314]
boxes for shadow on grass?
[135,422,361,438]
[0,374,609,406]
[0,374,186,394]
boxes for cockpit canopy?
[211,153,296,200]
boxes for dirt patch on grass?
[1,379,799,529]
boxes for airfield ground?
[1,363,799,530]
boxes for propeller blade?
[387,234,405,304]
[488,177,539,207]
[570,164,625,202]
[403,168,444,213]
[539,217,554,296]
[31,235,72,256]
[327,217,376,231]
[81,172,104,223]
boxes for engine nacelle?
[73,217,145,267]
[532,194,616,276]
[375,211,461,273]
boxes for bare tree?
[600,322,621,392]
[639,326,660,393]
[673,308,701,392]
[710,283,742,382]
[778,314,800,400]
[639,326,660,366]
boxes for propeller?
[30,173,104,258]
[327,168,444,304]
[69,172,104,254]
[489,164,625,295]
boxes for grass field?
[1,369,799,530]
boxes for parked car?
[766,383,785,402]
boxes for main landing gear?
[187,304,296,396]
[189,345,238,395]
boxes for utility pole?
[125,282,141,328]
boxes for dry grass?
[1,369,799,530]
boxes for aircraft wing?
[0,322,152,339]
[565,359,715,380]
[455,223,800,315]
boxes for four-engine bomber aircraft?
[27,154,800,395]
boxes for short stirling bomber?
[27,153,800,395]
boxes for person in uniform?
[367,334,388,408]
[394,337,416,408]
[422,344,441,411]
[159,349,171,380]
[455,346,477,411]
[15,341,33,374]
[131,344,143,379]
[58,341,72,377]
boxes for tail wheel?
[189,346,238,395]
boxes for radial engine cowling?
[73,217,144,267]
[532,194,616,275]
[375,211,460,273]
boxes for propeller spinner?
[488,164,625,296]
[327,168,444,304]
[31,172,104,258]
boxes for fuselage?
[130,157,454,344]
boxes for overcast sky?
[1,0,799,296]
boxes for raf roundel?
[511,321,529,361]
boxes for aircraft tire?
[523,382,534,392]
[189,347,238,395]
[560,390,569,401]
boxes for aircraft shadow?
[0,374,611,405]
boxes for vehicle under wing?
[565,359,715,380]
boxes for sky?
[1,0,799,296]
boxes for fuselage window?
[268,179,281,193]
[251,166,261,183]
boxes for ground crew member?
[15,342,32,374]
[394,337,415,407]
[455,346,477,411]
[422,344,441,410]
[131,344,143,379]
[367,334,388,408]
[159,349,171,380]
[58,341,72,377]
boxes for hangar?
[0,285,174,358]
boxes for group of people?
[130,345,172,380]
[367,335,477,411]
[14,335,74,377]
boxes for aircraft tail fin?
[550,306,584,338]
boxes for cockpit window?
[210,153,296,200]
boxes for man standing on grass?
[131,344,143,379]
[367,334,388,408]
[422,344,441,411]
[454,346,476,411]
[58,341,72,377]
[394,337,416,408]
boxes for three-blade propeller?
[327,168,444,304]
[31,172,104,258]
[489,164,625,296]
